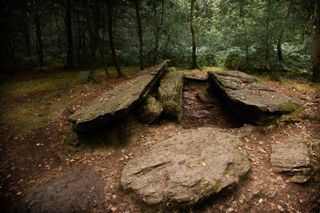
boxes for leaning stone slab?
[69,60,169,132]
[208,71,299,124]
[158,68,184,122]
[18,169,103,213]
[271,140,311,183]
[121,127,250,207]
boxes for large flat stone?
[121,127,250,207]
[208,71,299,124]
[69,60,169,132]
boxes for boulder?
[121,127,250,207]
[18,170,103,213]
[158,68,184,122]
[69,60,169,132]
[208,71,299,124]
[271,140,311,183]
[138,96,163,124]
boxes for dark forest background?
[0,0,319,81]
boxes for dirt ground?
[0,70,319,212]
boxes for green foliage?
[0,0,315,76]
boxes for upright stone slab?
[158,68,184,122]
[208,71,299,124]
[69,60,169,132]
[121,128,250,207]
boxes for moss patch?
[276,102,300,112]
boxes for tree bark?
[135,0,144,70]
[107,1,123,77]
[312,0,320,82]
[65,0,73,67]
[264,0,271,63]
[34,0,43,67]
[152,0,158,65]
[277,0,292,63]
[190,0,198,69]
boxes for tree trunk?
[65,0,73,67]
[277,29,284,62]
[264,0,271,63]
[277,0,292,63]
[34,1,43,68]
[135,0,144,70]
[107,1,123,77]
[152,0,158,65]
[190,0,198,69]
[312,0,320,82]
[6,34,17,70]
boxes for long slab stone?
[69,60,169,132]
[208,71,299,124]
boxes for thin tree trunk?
[277,0,292,63]
[265,0,271,63]
[312,0,320,82]
[34,0,43,67]
[190,0,198,69]
[152,0,160,65]
[76,12,82,67]
[135,0,144,70]
[277,29,284,62]
[107,0,123,77]
[65,0,73,67]
[23,28,33,65]
[6,34,17,70]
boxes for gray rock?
[208,71,299,124]
[69,60,169,132]
[158,68,184,122]
[138,96,163,124]
[271,141,311,183]
[18,169,103,213]
[121,127,250,206]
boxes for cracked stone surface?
[271,140,311,183]
[69,60,168,132]
[208,70,299,124]
[121,127,250,206]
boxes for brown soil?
[0,74,319,213]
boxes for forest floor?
[0,67,320,212]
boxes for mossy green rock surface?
[68,60,169,132]
[158,68,184,122]
[121,127,250,207]
[208,70,299,124]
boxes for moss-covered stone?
[276,102,300,112]
[208,70,300,124]
[138,96,163,124]
[68,60,169,132]
[158,68,184,122]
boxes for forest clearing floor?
[0,68,320,212]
